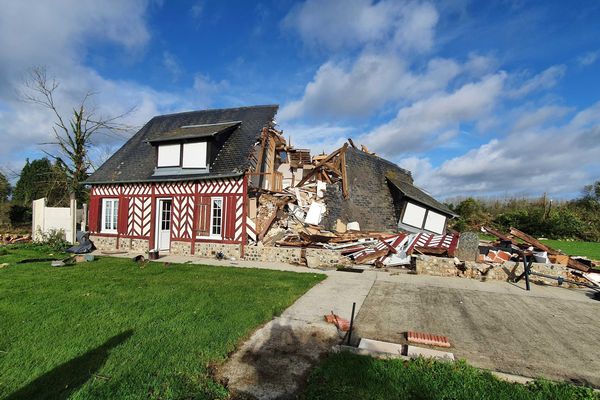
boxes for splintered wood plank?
[340,147,349,199]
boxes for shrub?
[33,229,70,252]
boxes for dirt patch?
[219,318,341,400]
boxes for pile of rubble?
[0,233,31,244]
[479,226,600,287]
[247,139,461,267]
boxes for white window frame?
[182,141,207,168]
[209,197,223,238]
[101,198,119,234]
[157,143,181,167]
[423,210,446,234]
[402,202,427,229]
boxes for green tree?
[0,171,10,202]
[12,158,69,207]
[451,198,491,231]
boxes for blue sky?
[1,0,599,200]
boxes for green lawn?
[540,240,600,261]
[478,234,600,262]
[303,352,599,400]
[0,245,324,399]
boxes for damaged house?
[85,105,456,263]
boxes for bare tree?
[20,66,135,202]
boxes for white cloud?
[0,0,194,173]
[511,105,572,132]
[280,53,461,121]
[0,0,150,82]
[191,1,204,20]
[577,51,598,67]
[361,72,506,156]
[277,122,351,154]
[400,102,600,198]
[162,51,183,81]
[283,0,438,53]
[508,65,566,98]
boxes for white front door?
[156,199,172,251]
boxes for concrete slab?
[406,345,455,361]
[358,338,404,355]
[355,275,600,387]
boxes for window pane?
[211,199,222,235]
[157,144,181,167]
[112,200,118,230]
[102,199,118,232]
[182,142,207,168]
[402,202,426,228]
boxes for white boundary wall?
[32,197,78,244]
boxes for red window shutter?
[118,198,129,235]
[224,197,235,240]
[195,196,211,237]
[88,196,100,233]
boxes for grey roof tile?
[86,105,278,184]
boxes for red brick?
[407,331,451,348]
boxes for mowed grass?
[540,240,600,261]
[478,234,600,263]
[303,352,599,400]
[0,245,324,399]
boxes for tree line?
[447,182,600,241]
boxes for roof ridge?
[348,147,412,177]
[152,104,279,120]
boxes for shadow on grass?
[6,330,133,400]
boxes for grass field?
[303,352,599,400]
[0,245,324,399]
[540,240,600,261]
[479,233,600,261]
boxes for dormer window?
[156,142,207,169]
[148,120,241,176]
[182,142,207,168]
[157,143,181,167]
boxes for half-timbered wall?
[89,177,248,252]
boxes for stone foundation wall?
[193,242,241,259]
[170,240,193,256]
[90,235,117,251]
[243,245,347,268]
[305,248,348,268]
[413,255,571,286]
[119,238,149,252]
[244,245,302,264]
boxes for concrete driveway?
[355,273,600,387]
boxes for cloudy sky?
[1,0,599,199]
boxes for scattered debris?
[324,312,350,331]
[66,232,94,254]
[0,234,32,244]
[356,338,456,361]
[407,331,451,348]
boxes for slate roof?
[385,173,456,216]
[345,147,455,217]
[86,105,278,184]
[147,121,241,143]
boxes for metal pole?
[524,254,531,291]
[347,302,356,345]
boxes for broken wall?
[322,148,409,232]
